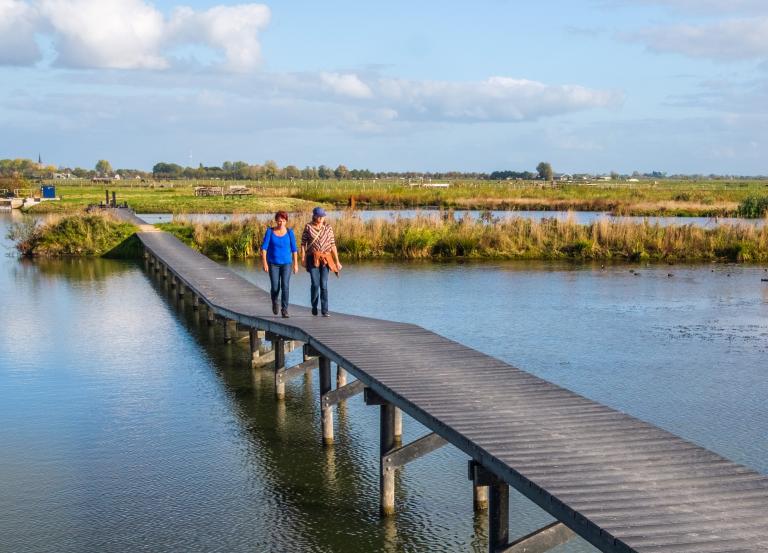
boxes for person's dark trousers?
[309,264,330,314]
[268,263,292,311]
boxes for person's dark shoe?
[312,307,318,316]
[322,312,330,317]
[281,308,289,318]
[272,300,279,315]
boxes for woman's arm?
[260,228,271,272]
[292,251,299,274]
[331,245,342,270]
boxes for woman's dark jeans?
[308,264,329,314]
[268,263,292,311]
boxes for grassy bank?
[28,179,768,217]
[159,213,768,263]
[7,212,138,256]
[24,182,319,214]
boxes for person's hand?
[262,262,269,273]
[337,261,343,271]
[292,263,299,274]
[300,255,305,265]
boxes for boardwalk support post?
[365,388,396,516]
[266,333,286,399]
[394,408,403,443]
[319,356,334,445]
[469,462,508,552]
[224,319,237,343]
[206,306,215,326]
[468,460,489,511]
[192,294,199,310]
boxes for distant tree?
[152,162,183,178]
[263,160,279,180]
[95,159,113,176]
[283,165,300,179]
[610,171,620,181]
[536,162,553,181]
[318,165,334,179]
[334,164,349,179]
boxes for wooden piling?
[249,328,261,367]
[192,294,199,310]
[224,319,236,343]
[274,337,285,400]
[319,356,333,446]
[207,307,215,326]
[380,402,396,517]
[394,408,402,443]
[489,477,509,553]
[336,366,347,388]
[473,483,489,511]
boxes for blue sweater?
[261,227,297,264]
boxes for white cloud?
[0,0,41,65]
[169,4,270,72]
[629,17,768,61]
[320,72,373,98]
[39,0,168,69]
[374,76,621,122]
[0,0,270,71]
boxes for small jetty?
[115,208,768,553]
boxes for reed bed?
[7,212,137,256]
[160,212,768,262]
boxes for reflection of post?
[394,408,403,444]
[323,444,337,488]
[319,356,334,445]
[274,337,285,400]
[382,515,398,553]
[380,402,396,516]
[275,397,286,432]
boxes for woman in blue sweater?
[261,211,298,317]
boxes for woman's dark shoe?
[312,307,318,316]
[281,309,289,318]
[272,300,279,315]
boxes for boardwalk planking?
[115,210,768,553]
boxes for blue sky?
[1,0,767,173]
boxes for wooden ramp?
[118,210,768,553]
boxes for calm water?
[138,209,767,228]
[2,211,768,552]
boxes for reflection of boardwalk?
[116,208,768,553]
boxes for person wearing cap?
[261,210,298,318]
[301,207,342,316]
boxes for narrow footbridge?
[117,210,768,553]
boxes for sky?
[1,0,767,174]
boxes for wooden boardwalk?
[117,210,768,553]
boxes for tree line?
[2,157,766,181]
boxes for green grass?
[25,178,768,217]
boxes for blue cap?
[312,206,327,218]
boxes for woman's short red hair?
[275,210,289,221]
